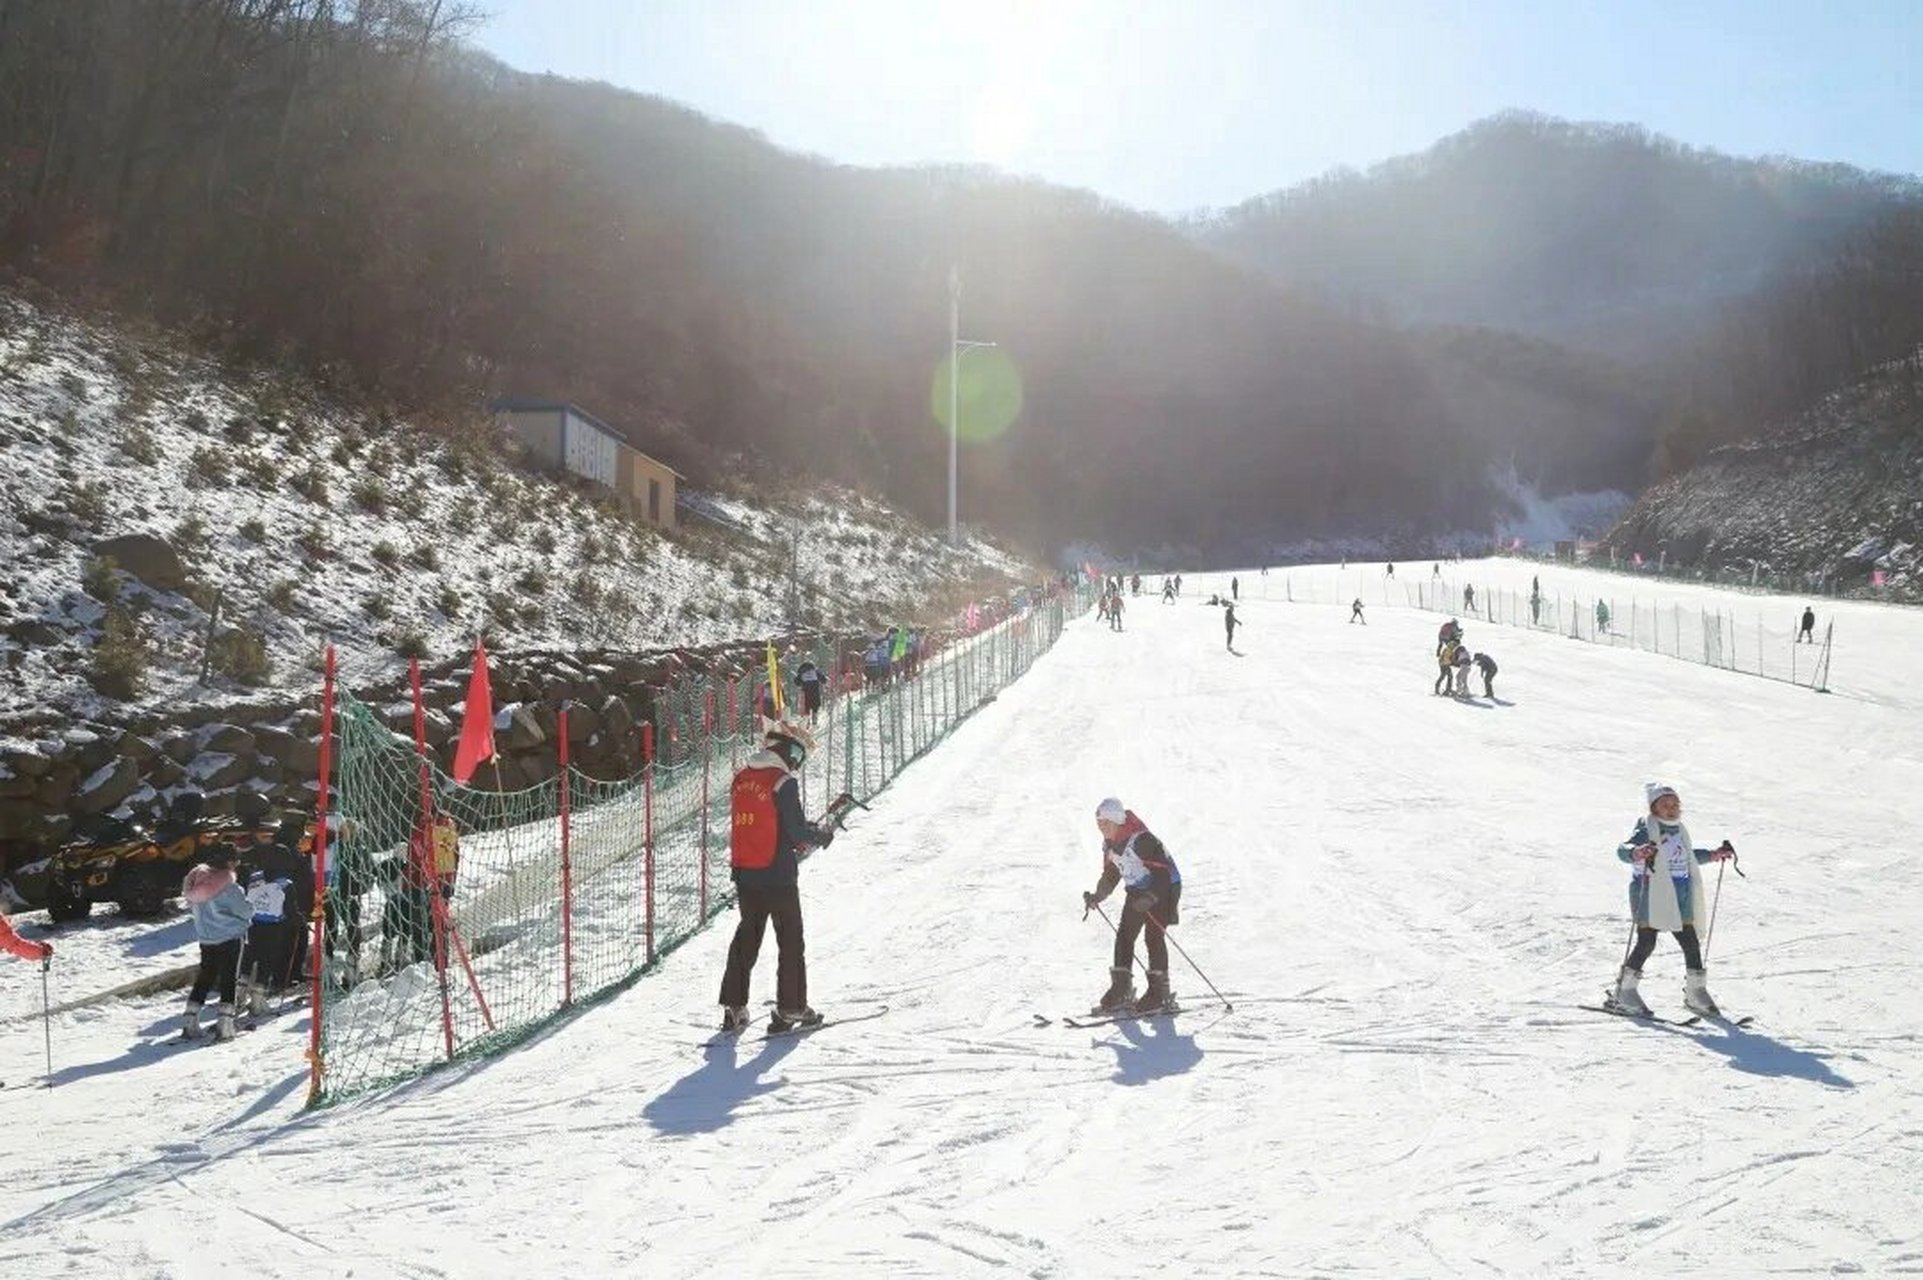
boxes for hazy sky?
[472,0,1922,213]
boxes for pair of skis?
[1580,1000,1755,1029]
[695,1002,889,1049]
[1035,992,1238,1029]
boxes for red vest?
[730,765,786,870]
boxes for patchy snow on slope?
[0,291,1039,727]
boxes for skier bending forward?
[1083,798,1183,1014]
[1607,783,1735,1019]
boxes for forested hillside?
[0,2,1669,553]
[4,7,1921,557]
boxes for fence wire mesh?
[312,584,1090,1102]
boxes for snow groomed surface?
[3,559,1920,1277]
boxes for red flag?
[452,640,496,784]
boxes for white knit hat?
[1645,782,1678,808]
[1095,797,1126,823]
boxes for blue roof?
[489,397,623,441]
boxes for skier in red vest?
[717,721,839,1034]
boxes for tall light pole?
[948,265,996,548]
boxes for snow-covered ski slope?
[4,560,1922,1277]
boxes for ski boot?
[1682,969,1721,1019]
[245,978,268,1019]
[769,1006,824,1033]
[719,1005,751,1034]
[1133,970,1174,1015]
[1606,966,1651,1018]
[1092,967,1135,1015]
[181,1001,206,1041]
[213,1002,238,1042]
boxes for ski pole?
[1144,911,1232,1012]
[41,958,53,1089]
[1703,846,1740,960]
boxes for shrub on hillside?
[238,517,267,543]
[408,543,440,571]
[118,419,160,464]
[532,527,556,556]
[172,513,209,554]
[208,628,270,685]
[433,583,461,619]
[371,539,400,568]
[390,627,430,659]
[59,478,109,530]
[187,446,230,488]
[296,525,329,560]
[82,555,120,601]
[88,606,148,699]
[290,463,329,505]
[351,476,386,513]
[267,578,298,610]
[363,591,392,621]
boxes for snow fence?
[308,585,1091,1103]
[1233,568,1833,691]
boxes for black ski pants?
[1113,883,1181,971]
[1626,924,1704,972]
[189,939,242,1007]
[720,882,807,1011]
[1481,672,1495,698]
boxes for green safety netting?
[311,585,1094,1102]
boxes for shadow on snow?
[642,1033,805,1135]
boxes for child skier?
[1349,598,1365,624]
[1607,784,1736,1019]
[1223,602,1239,650]
[181,844,255,1040]
[1451,643,1473,697]
[1473,651,1498,698]
[1083,798,1182,1014]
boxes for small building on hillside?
[490,398,679,529]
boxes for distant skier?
[1473,651,1498,698]
[181,844,254,1041]
[1223,602,1239,650]
[1230,576,1239,601]
[1108,591,1125,632]
[1130,573,1141,596]
[1529,579,1543,626]
[1349,598,1366,625]
[1083,798,1182,1014]
[1173,573,1183,595]
[1606,784,1735,1020]
[718,722,838,1034]
[1798,606,1816,643]
[1385,563,1394,578]
[1595,600,1611,634]
[795,658,824,723]
[1161,579,1177,604]
[1463,583,1475,613]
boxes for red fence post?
[558,704,574,1007]
[305,645,336,1105]
[643,723,656,966]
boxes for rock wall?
[0,636,831,883]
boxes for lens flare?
[932,348,1024,442]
